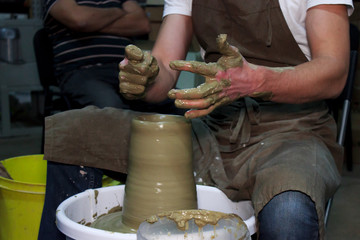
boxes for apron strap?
[229,97,260,144]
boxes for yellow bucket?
[0,154,47,240]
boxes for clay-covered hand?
[119,45,159,100]
[168,34,272,119]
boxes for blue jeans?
[258,191,319,240]
[38,162,104,240]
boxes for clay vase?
[122,114,197,229]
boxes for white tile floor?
[0,131,359,239]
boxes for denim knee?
[38,162,103,240]
[258,191,319,240]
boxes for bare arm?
[49,0,150,36]
[144,14,194,102]
[252,4,350,103]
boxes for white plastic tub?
[56,185,256,240]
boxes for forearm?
[144,15,193,102]
[74,7,124,32]
[258,55,348,103]
[100,7,150,36]
[50,0,150,35]
[50,0,126,32]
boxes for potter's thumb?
[169,60,192,71]
[217,34,241,58]
[125,44,144,61]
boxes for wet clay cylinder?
[122,114,197,229]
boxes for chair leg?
[324,197,333,227]
[345,113,353,171]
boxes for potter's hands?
[168,34,272,119]
[119,45,159,100]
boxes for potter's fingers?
[184,105,217,119]
[119,58,128,70]
[120,82,145,95]
[170,60,220,77]
[142,51,157,67]
[174,93,224,109]
[120,60,157,76]
[183,97,231,119]
[216,34,242,59]
[120,62,144,75]
[145,53,160,77]
[174,99,204,109]
[168,81,222,99]
[119,72,148,85]
[122,92,145,100]
[141,51,159,75]
[125,44,143,61]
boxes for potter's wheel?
[56,185,256,240]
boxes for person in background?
[44,0,149,109]
[118,1,354,239]
[38,0,182,239]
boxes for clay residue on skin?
[167,34,277,118]
[169,61,220,77]
[216,34,244,69]
[119,45,159,100]
[147,209,242,232]
[250,91,274,101]
[125,44,144,61]
[120,82,145,95]
[168,81,223,102]
[121,45,159,77]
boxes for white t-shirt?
[163,0,354,60]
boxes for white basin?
[56,185,256,240]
